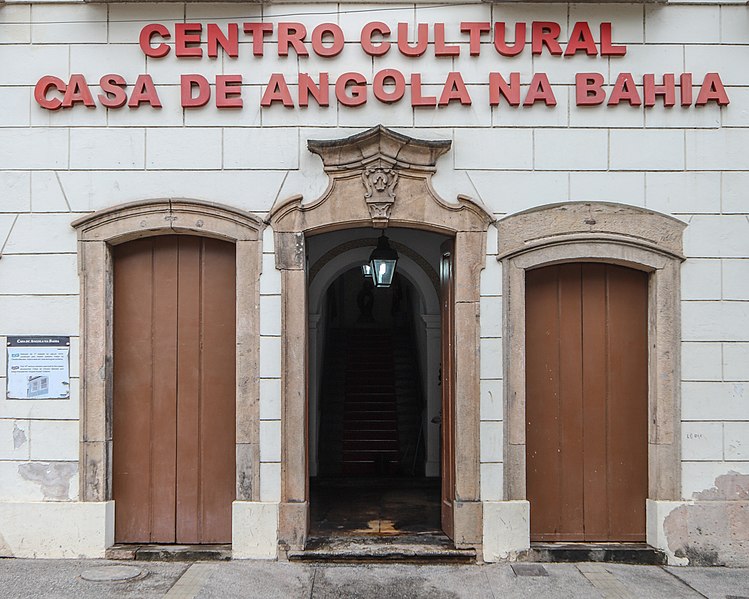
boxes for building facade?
[0,0,747,566]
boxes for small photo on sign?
[6,336,70,400]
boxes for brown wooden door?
[440,240,455,540]
[525,263,648,542]
[112,235,236,544]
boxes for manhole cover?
[511,563,549,577]
[80,565,146,582]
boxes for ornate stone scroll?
[362,165,399,227]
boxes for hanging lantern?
[368,233,398,288]
[361,263,373,280]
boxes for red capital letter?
[181,74,211,107]
[139,24,171,58]
[361,22,391,56]
[129,75,162,108]
[461,22,490,56]
[216,75,243,108]
[207,23,239,58]
[261,74,295,107]
[311,23,344,57]
[532,22,562,56]
[61,74,95,108]
[336,72,367,107]
[175,23,203,58]
[576,73,605,105]
[99,74,128,109]
[278,23,309,56]
[696,73,730,106]
[373,69,405,103]
[489,72,521,107]
[34,76,66,110]
[243,23,273,56]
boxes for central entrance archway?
[269,126,493,553]
[306,227,448,540]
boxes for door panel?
[113,235,236,544]
[526,263,648,542]
[440,240,455,540]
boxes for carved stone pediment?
[270,125,492,233]
[307,125,451,172]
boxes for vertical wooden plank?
[176,236,202,543]
[149,237,179,543]
[440,240,455,540]
[113,239,155,543]
[198,238,236,543]
[526,266,562,541]
[581,263,609,541]
[606,265,648,541]
[558,264,584,540]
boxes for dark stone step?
[288,536,476,565]
[106,544,232,562]
[525,543,666,565]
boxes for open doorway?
[306,227,449,547]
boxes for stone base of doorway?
[105,544,232,562]
[523,543,666,565]
[287,534,477,564]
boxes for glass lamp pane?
[372,259,396,287]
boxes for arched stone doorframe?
[71,199,265,507]
[497,202,686,539]
[268,125,494,552]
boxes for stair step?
[346,420,400,430]
[344,440,399,450]
[342,450,399,460]
[344,406,397,414]
[343,430,399,441]
[526,543,666,565]
[344,417,397,424]
[288,537,476,565]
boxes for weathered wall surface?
[663,472,749,566]
[0,1,747,563]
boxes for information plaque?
[6,336,70,400]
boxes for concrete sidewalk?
[1,558,748,599]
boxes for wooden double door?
[525,263,648,542]
[112,235,236,544]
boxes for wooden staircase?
[341,330,400,475]
[318,327,425,477]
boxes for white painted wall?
[0,0,747,559]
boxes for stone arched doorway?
[72,200,264,545]
[491,201,686,560]
[268,126,494,552]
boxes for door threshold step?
[525,543,665,565]
[289,536,476,564]
[106,544,232,562]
